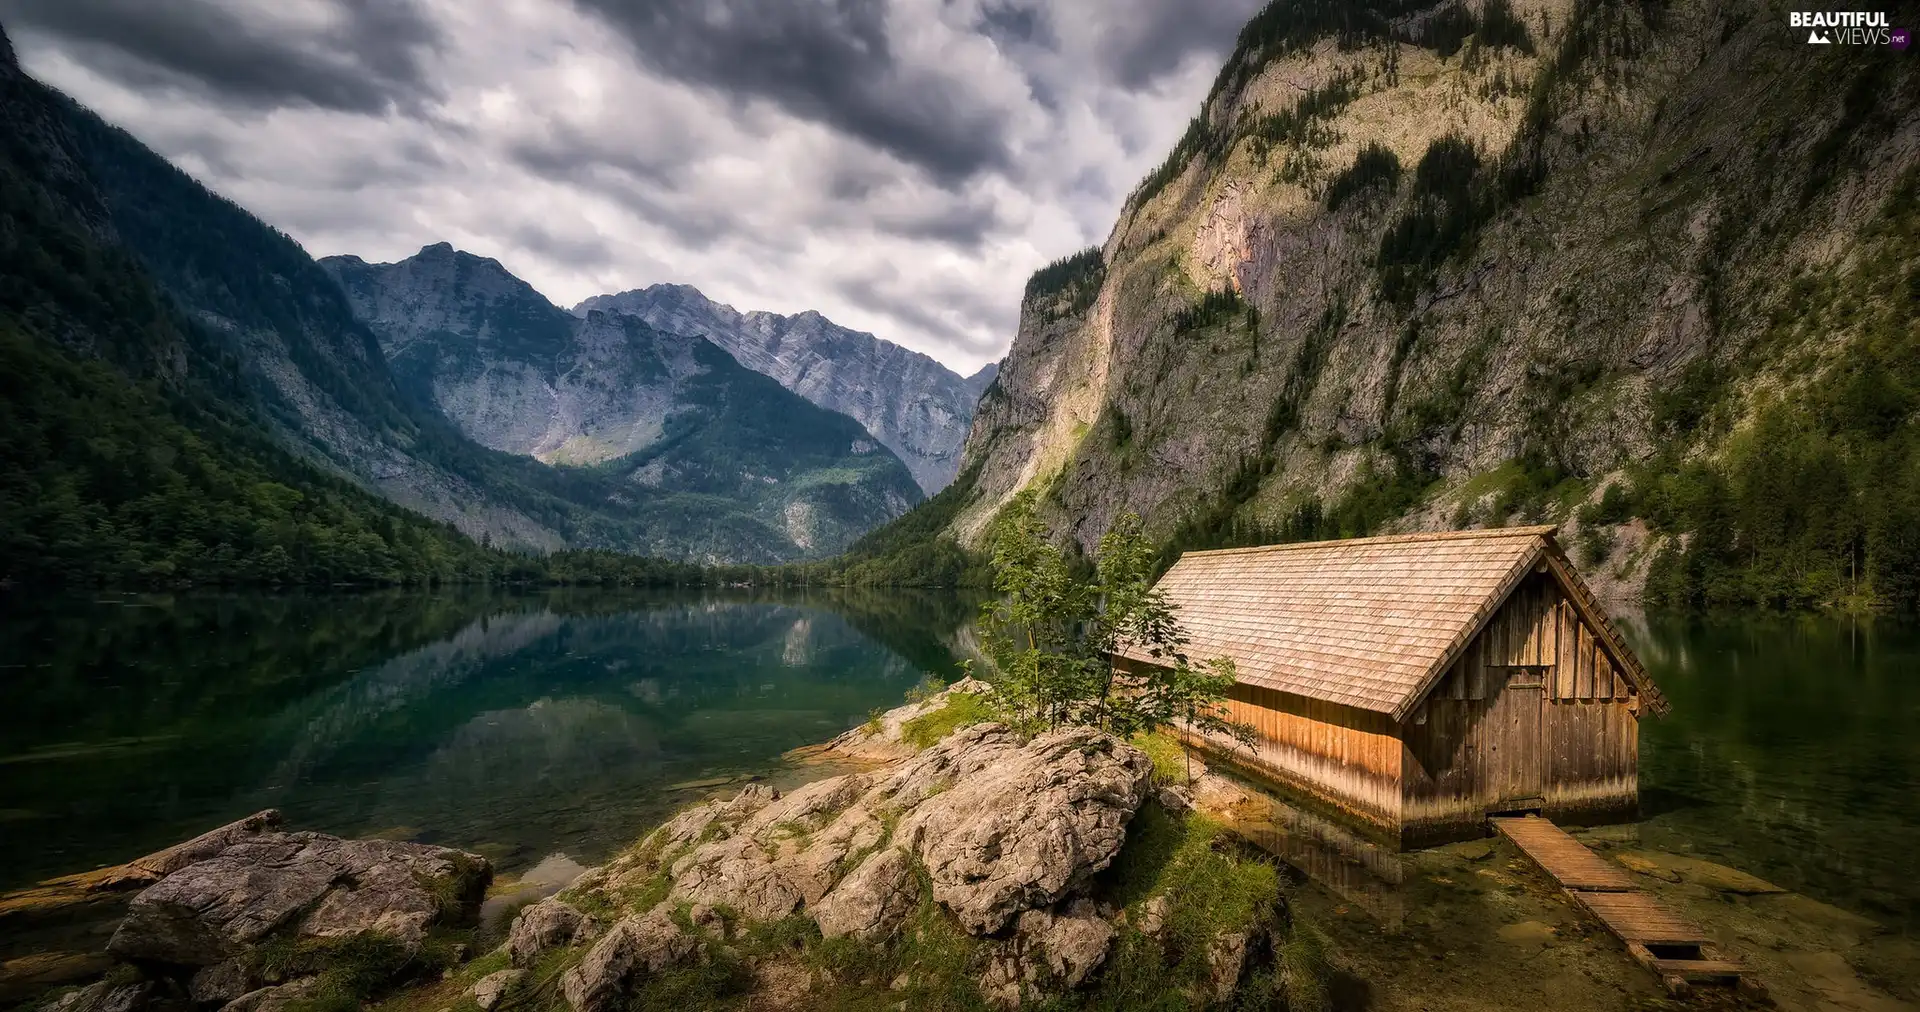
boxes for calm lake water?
[0,592,1914,934]
[0,589,978,891]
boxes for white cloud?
[6,0,1262,373]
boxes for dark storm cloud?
[568,0,1013,183]
[1097,0,1265,90]
[976,1,1053,49]
[507,121,691,190]
[0,0,441,112]
[7,0,1269,369]
[510,223,615,269]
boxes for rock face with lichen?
[517,681,1283,1010]
[107,830,487,967]
[26,813,490,1012]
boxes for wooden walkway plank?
[1574,890,1706,945]
[1488,815,1762,997]
[1490,816,1638,891]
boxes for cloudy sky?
[2,0,1266,373]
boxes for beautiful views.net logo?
[1789,11,1901,44]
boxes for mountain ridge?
[576,284,987,493]
[322,245,924,561]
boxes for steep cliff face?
[576,285,985,493]
[953,0,1920,606]
[325,247,924,561]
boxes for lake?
[0,592,1914,937]
[0,588,979,892]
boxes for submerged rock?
[1614,851,1785,893]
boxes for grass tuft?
[900,692,995,750]
[1132,731,1188,787]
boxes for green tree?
[978,492,1254,770]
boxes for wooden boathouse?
[1117,526,1666,849]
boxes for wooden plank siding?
[1125,531,1655,851]
[1400,572,1640,846]
[1206,684,1405,837]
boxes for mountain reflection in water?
[0,588,978,890]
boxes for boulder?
[469,968,526,1010]
[41,981,155,1012]
[107,832,489,966]
[187,959,254,1005]
[1131,895,1171,940]
[82,812,287,893]
[769,803,885,905]
[870,723,1025,812]
[1015,899,1114,988]
[738,774,868,840]
[1204,926,1267,1002]
[977,898,1118,1008]
[560,905,704,1012]
[811,847,918,942]
[221,979,322,1012]
[668,836,802,923]
[896,726,1152,934]
[507,897,590,967]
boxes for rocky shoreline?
[6,680,1321,1012]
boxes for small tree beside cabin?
[977,492,1253,772]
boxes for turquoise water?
[0,593,1913,936]
[0,589,975,890]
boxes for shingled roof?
[1117,526,1661,721]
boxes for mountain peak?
[575,282,980,493]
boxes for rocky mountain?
[0,15,906,571]
[0,20,528,585]
[576,285,989,493]
[935,0,1920,611]
[323,246,922,560]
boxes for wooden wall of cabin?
[1400,572,1641,847]
[1195,683,1406,841]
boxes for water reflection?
[1222,779,1409,928]
[1213,611,1919,937]
[0,588,977,890]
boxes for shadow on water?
[0,587,980,892]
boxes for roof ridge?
[1178,525,1558,559]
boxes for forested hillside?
[929,0,1920,611]
[0,24,696,587]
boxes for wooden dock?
[1492,816,1763,998]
